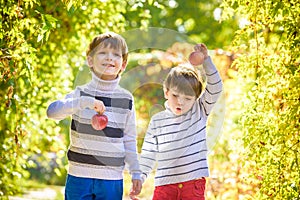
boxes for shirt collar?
[89,72,120,91]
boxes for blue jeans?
[65,174,123,200]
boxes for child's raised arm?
[193,43,223,116]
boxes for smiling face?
[88,44,126,80]
[86,32,128,80]
[164,88,196,115]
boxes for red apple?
[91,114,108,130]
[189,51,204,66]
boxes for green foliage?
[1,0,238,198]
[130,0,239,48]
[0,0,164,197]
[221,0,300,198]
[1,0,54,196]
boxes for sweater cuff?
[131,172,141,181]
[79,96,95,110]
[203,56,217,73]
[140,174,147,184]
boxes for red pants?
[152,178,206,200]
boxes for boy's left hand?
[194,43,209,59]
[129,179,142,199]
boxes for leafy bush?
[221,0,300,198]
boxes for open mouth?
[176,107,182,111]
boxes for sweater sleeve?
[46,89,95,120]
[123,98,142,180]
[139,119,158,184]
[199,57,223,116]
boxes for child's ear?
[163,88,169,99]
[87,56,93,68]
[121,60,127,72]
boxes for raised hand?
[194,43,209,59]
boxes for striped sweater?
[47,73,141,180]
[139,57,223,186]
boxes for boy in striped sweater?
[139,44,223,200]
[47,32,142,200]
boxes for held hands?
[129,179,142,200]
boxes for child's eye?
[172,94,178,97]
[114,53,121,57]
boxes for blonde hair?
[164,64,204,98]
[86,32,128,63]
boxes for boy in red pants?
[139,44,223,200]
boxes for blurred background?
[1,0,299,199]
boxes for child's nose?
[106,53,113,60]
[177,98,184,105]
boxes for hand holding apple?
[91,99,107,130]
[94,99,105,114]
[91,113,108,130]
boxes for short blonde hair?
[163,64,204,98]
[86,32,128,63]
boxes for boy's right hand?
[94,99,105,114]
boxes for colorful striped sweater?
[47,73,141,180]
[139,57,223,186]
